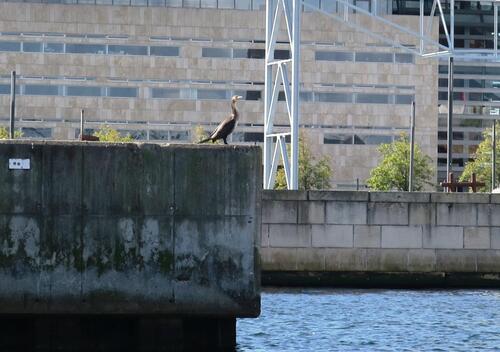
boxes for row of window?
[438,91,500,103]
[439,64,500,76]
[0,41,179,56]
[316,51,415,64]
[439,78,500,89]
[202,47,289,60]
[324,134,395,145]
[0,84,414,104]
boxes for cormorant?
[198,95,243,145]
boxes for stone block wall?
[261,191,500,282]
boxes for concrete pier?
[0,141,261,351]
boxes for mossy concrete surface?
[0,141,261,317]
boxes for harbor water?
[237,288,500,351]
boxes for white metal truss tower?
[264,0,500,190]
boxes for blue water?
[237,288,500,351]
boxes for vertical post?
[419,0,424,55]
[264,0,274,189]
[9,70,16,139]
[495,3,498,58]
[493,120,497,192]
[446,56,454,188]
[409,101,416,192]
[80,109,84,141]
[290,0,301,190]
[450,0,454,51]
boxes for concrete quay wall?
[261,191,500,287]
[0,141,261,317]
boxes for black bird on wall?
[198,95,243,145]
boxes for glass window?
[113,0,131,4]
[252,0,265,10]
[108,45,147,56]
[315,51,353,61]
[21,128,52,139]
[170,130,189,140]
[200,0,217,7]
[149,130,170,140]
[24,84,59,96]
[66,86,102,97]
[218,0,234,8]
[243,132,264,142]
[107,87,138,98]
[354,135,392,145]
[234,48,265,59]
[355,52,393,62]
[66,43,106,54]
[395,53,414,63]
[356,93,389,104]
[395,94,414,104]
[197,89,228,100]
[316,92,352,103]
[235,0,251,9]
[300,92,313,102]
[303,0,319,11]
[96,0,113,4]
[0,41,21,52]
[202,47,232,58]
[43,43,64,53]
[131,0,147,5]
[234,90,262,101]
[183,0,200,7]
[150,46,179,56]
[274,50,290,60]
[324,134,353,144]
[165,0,182,5]
[0,84,9,94]
[22,42,42,52]
[151,88,181,99]
[148,0,166,5]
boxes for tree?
[274,132,332,190]
[92,125,133,142]
[367,134,433,191]
[0,126,23,139]
[460,122,500,192]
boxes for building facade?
[0,1,438,188]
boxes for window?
[356,93,389,104]
[150,46,179,56]
[149,0,166,5]
[43,43,64,53]
[243,132,264,142]
[22,42,42,52]
[395,53,414,63]
[316,92,352,103]
[21,128,52,138]
[66,43,106,54]
[395,94,414,105]
[218,0,235,8]
[184,0,200,7]
[108,45,147,56]
[149,130,170,140]
[107,87,138,98]
[200,0,217,7]
[274,49,290,60]
[233,90,262,101]
[170,130,189,140]
[151,88,181,99]
[197,89,228,100]
[66,86,102,97]
[0,84,9,94]
[252,0,265,10]
[131,0,148,5]
[353,135,392,145]
[202,47,232,58]
[315,51,353,61]
[234,48,265,59]
[300,92,313,102]
[24,84,59,96]
[324,134,353,144]
[355,52,393,62]
[165,0,182,5]
[0,41,21,52]
[235,0,251,9]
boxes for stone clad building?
[0,1,438,188]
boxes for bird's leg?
[223,138,228,145]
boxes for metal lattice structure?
[264,0,500,190]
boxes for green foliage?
[460,122,499,192]
[92,125,133,142]
[274,132,332,190]
[367,134,433,191]
[191,124,221,144]
[0,126,23,139]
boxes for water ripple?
[237,288,500,351]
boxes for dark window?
[395,94,414,104]
[438,131,447,140]
[107,87,138,98]
[356,93,389,104]
[108,45,147,56]
[22,42,42,52]
[197,89,228,100]
[233,90,262,101]
[151,88,180,99]
[453,132,464,140]
[0,84,9,94]
[316,92,352,103]
[244,132,264,142]
[355,52,393,62]
[24,84,59,96]
[274,49,290,60]
[315,51,353,61]
[21,127,52,138]
[354,134,392,145]
[43,43,64,53]
[66,43,106,54]
[395,53,414,63]
[66,86,102,97]
[150,46,179,56]
[324,134,353,144]
[0,41,21,52]
[233,48,266,59]
[202,47,231,58]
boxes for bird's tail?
[197,137,212,144]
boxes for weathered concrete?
[0,141,261,349]
[262,190,500,287]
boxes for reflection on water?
[237,288,500,351]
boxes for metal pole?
[493,120,497,192]
[495,3,498,58]
[409,101,416,192]
[264,0,274,189]
[9,70,16,139]
[290,0,301,190]
[450,0,454,52]
[446,56,454,184]
[80,109,84,141]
